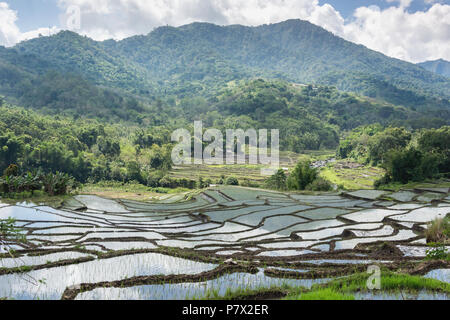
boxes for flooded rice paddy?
[1,185,449,300]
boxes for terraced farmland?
[168,150,333,185]
[1,185,449,300]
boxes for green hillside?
[0,20,447,110]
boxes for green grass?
[190,270,449,301]
[83,181,155,192]
[80,181,192,201]
[320,165,385,190]
[147,187,191,194]
[322,271,450,294]
[284,288,355,300]
[424,242,450,261]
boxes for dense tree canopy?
[0,104,174,185]
[339,125,450,186]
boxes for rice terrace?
[1,184,449,300]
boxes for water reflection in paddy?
[0,253,217,300]
[75,269,330,300]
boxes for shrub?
[146,171,164,188]
[225,177,239,186]
[306,177,333,191]
[41,172,76,196]
[159,175,174,188]
[240,179,260,188]
[126,161,143,183]
[0,171,42,195]
[374,175,391,189]
[426,243,449,260]
[197,177,207,189]
[265,169,287,190]
[425,218,449,244]
[287,161,318,191]
[3,164,19,177]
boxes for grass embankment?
[284,288,355,300]
[0,181,192,204]
[0,182,190,204]
[317,271,450,294]
[81,181,191,201]
[319,162,385,190]
[194,271,450,300]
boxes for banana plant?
[1,169,75,196]
[42,172,75,196]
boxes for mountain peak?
[418,59,450,78]
[44,30,85,41]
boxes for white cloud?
[0,2,21,46]
[21,27,60,41]
[342,3,450,62]
[0,2,59,47]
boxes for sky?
[0,0,449,63]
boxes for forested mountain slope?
[0,19,447,111]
